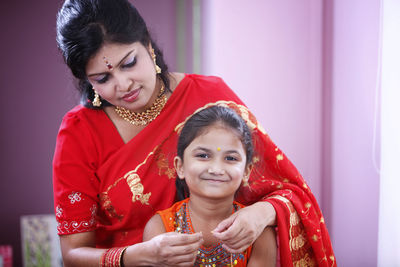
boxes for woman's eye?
[122,56,136,68]
[96,74,109,84]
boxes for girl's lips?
[201,177,228,183]
[122,87,141,102]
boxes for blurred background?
[1,0,399,266]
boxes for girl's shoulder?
[154,198,189,233]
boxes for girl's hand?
[142,232,203,267]
[211,201,276,253]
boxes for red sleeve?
[52,108,100,235]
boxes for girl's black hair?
[56,0,170,108]
[176,106,254,201]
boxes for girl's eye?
[226,155,238,161]
[196,153,209,159]
[96,74,109,84]
[122,56,136,68]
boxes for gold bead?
[114,83,167,125]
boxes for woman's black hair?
[56,0,170,108]
[175,106,254,201]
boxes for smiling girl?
[143,106,277,267]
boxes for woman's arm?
[212,201,276,253]
[60,232,105,267]
[247,226,277,267]
[60,220,203,267]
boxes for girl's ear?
[174,156,185,179]
[243,163,253,186]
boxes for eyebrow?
[87,49,135,77]
[193,147,240,155]
[225,150,241,155]
[193,147,212,153]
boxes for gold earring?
[93,90,102,107]
[242,176,249,187]
[151,48,162,74]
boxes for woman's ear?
[174,156,185,179]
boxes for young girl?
[143,106,277,267]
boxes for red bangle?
[100,247,128,267]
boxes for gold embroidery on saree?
[156,152,176,179]
[293,253,316,267]
[174,101,268,136]
[123,151,154,205]
[99,192,124,221]
[100,151,155,219]
[267,195,316,265]
[125,171,151,205]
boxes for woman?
[53,0,335,266]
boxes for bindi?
[103,56,114,70]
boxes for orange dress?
[157,198,252,267]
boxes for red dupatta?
[77,74,334,265]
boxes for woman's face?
[175,124,250,201]
[86,42,158,112]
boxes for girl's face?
[174,124,251,200]
[86,41,158,112]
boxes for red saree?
[53,74,335,266]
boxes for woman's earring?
[92,90,102,107]
[151,48,162,74]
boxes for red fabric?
[53,74,335,265]
[157,198,251,267]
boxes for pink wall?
[131,0,177,71]
[201,0,381,265]
[202,0,323,204]
[329,0,380,265]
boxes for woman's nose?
[114,72,132,92]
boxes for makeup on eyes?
[89,54,137,84]
[122,55,136,68]
[94,74,109,84]
[87,49,136,78]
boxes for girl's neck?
[188,195,234,222]
[187,194,235,247]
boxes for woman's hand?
[211,201,276,253]
[125,232,203,267]
[147,232,203,266]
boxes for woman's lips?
[122,87,141,102]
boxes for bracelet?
[100,246,128,267]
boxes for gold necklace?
[114,84,167,126]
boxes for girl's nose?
[207,168,225,175]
